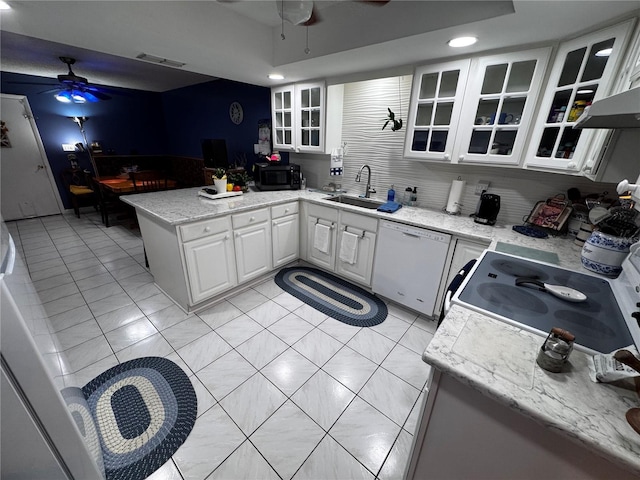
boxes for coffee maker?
[474,193,501,225]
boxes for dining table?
[96,175,177,194]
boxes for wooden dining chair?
[129,170,168,192]
[60,168,98,217]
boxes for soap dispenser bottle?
[411,187,417,204]
[387,184,396,202]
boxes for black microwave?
[254,163,301,191]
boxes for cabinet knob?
[444,153,450,161]
[235,232,240,237]
[458,155,465,161]
[204,227,211,232]
[250,216,255,222]
[224,235,229,240]
[567,162,577,170]
[284,209,289,213]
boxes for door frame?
[1,94,64,218]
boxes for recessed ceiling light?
[577,89,594,94]
[448,36,478,48]
[0,1,12,10]
[595,48,612,57]
[268,74,285,80]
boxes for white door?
[1,94,63,220]
[272,214,299,267]
[336,229,376,287]
[234,222,272,284]
[184,233,237,304]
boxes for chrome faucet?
[355,164,376,198]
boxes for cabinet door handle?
[397,291,405,296]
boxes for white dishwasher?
[372,221,451,316]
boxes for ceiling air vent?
[135,53,186,68]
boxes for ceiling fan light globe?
[71,91,87,103]
[277,0,313,25]
[55,91,73,103]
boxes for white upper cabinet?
[455,48,551,166]
[272,81,326,153]
[525,20,635,173]
[404,59,471,161]
[272,85,295,151]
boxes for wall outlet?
[475,181,490,195]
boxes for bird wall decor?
[382,107,402,131]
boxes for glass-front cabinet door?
[454,48,551,166]
[271,85,295,151]
[295,82,326,153]
[404,59,471,161]
[525,20,634,172]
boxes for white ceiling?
[1,1,639,92]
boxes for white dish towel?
[330,148,343,176]
[314,223,331,254]
[339,231,359,265]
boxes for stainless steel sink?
[324,195,384,210]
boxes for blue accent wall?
[1,72,271,210]
[161,79,271,169]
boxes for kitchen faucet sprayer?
[356,164,376,198]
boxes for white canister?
[213,178,227,194]
[581,231,633,277]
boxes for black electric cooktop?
[455,251,633,353]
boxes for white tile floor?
[7,210,437,480]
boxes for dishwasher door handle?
[402,232,421,239]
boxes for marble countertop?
[121,187,584,270]
[425,305,640,475]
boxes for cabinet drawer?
[232,208,269,229]
[179,216,231,243]
[340,210,378,232]
[307,203,339,222]
[271,202,299,220]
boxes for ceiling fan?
[10,56,115,103]
[276,0,389,26]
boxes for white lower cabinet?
[272,202,299,267]
[232,208,272,284]
[183,229,237,304]
[336,211,378,286]
[306,204,339,271]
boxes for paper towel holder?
[444,176,465,215]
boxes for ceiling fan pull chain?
[305,26,310,55]
[281,0,286,40]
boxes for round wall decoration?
[229,101,243,124]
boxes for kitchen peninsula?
[123,187,640,479]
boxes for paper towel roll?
[446,179,466,214]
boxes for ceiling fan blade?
[82,91,103,102]
[358,0,391,5]
[86,90,111,101]
[7,81,60,87]
[37,88,63,94]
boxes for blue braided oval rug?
[78,356,197,480]
[275,266,388,327]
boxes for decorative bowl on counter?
[581,230,634,277]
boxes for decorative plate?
[229,102,243,125]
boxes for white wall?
[292,76,619,225]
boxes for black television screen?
[201,139,228,168]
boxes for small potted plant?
[212,168,227,194]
